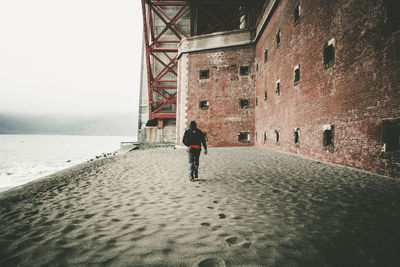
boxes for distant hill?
[0,113,138,136]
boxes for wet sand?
[0,147,399,266]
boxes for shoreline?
[1,147,399,266]
[0,134,137,196]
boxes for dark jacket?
[182,124,207,150]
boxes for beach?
[1,147,399,266]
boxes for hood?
[189,121,197,130]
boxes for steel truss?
[141,0,264,127]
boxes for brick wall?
[176,0,399,177]
[178,45,256,147]
[254,0,400,177]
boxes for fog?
[0,0,143,120]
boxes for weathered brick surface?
[177,0,399,177]
[254,0,400,177]
[178,45,256,147]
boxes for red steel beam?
[141,0,264,122]
[142,0,191,121]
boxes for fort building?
[140,0,400,178]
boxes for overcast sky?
[0,0,143,116]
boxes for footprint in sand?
[135,226,146,233]
[241,242,252,249]
[121,223,133,230]
[198,257,225,267]
[213,200,219,204]
[61,224,75,234]
[212,225,222,231]
[76,233,87,240]
[226,237,238,246]
[207,206,214,209]
[201,222,210,227]
[218,214,226,219]
[83,214,95,219]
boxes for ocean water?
[0,135,136,193]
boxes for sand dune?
[1,147,400,266]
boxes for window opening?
[382,119,400,152]
[199,69,209,79]
[323,125,334,152]
[294,4,300,24]
[199,100,209,110]
[239,99,249,109]
[276,30,281,47]
[264,48,268,62]
[275,130,280,145]
[240,66,249,76]
[276,80,281,95]
[238,132,250,142]
[256,96,258,106]
[264,91,268,101]
[263,131,267,144]
[324,39,335,69]
[294,128,300,147]
[294,65,300,85]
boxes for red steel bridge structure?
[141,0,264,128]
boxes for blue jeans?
[187,148,201,180]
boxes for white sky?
[0,0,143,116]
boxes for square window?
[199,69,209,79]
[294,65,300,85]
[240,66,249,76]
[323,125,334,152]
[238,132,250,142]
[199,100,209,110]
[239,99,249,109]
[264,48,268,62]
[276,30,281,47]
[382,119,400,152]
[294,4,300,24]
[324,40,335,68]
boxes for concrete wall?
[254,0,400,177]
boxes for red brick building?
[176,0,399,177]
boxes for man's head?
[189,120,197,130]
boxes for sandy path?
[0,147,399,266]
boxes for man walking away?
[182,121,208,182]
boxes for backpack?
[183,129,197,146]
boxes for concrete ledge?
[254,0,280,41]
[177,29,253,58]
